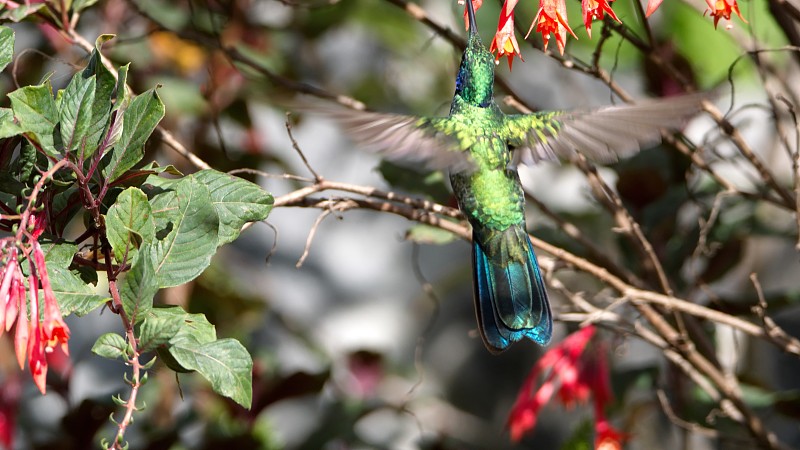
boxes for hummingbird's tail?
[471,225,552,352]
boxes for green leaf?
[0,108,23,139]
[59,73,96,155]
[137,312,183,352]
[0,26,13,73]
[152,306,252,407]
[0,3,45,22]
[48,265,109,316]
[168,335,253,408]
[102,88,165,181]
[72,0,100,13]
[118,244,158,325]
[41,241,78,266]
[193,169,273,245]
[106,187,155,264]
[91,333,128,360]
[147,175,220,287]
[8,82,59,156]
[150,305,216,372]
[42,242,109,316]
[165,307,217,344]
[77,36,117,157]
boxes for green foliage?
[92,333,129,360]
[0,26,12,72]
[1,35,270,418]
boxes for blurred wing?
[503,94,705,166]
[303,106,470,172]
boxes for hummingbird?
[311,0,703,353]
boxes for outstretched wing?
[502,94,705,166]
[300,105,471,171]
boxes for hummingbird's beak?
[466,0,477,35]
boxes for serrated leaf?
[137,312,183,352]
[140,161,182,176]
[48,265,109,316]
[0,3,45,22]
[41,241,78,266]
[164,307,217,344]
[0,108,23,139]
[193,169,273,245]
[8,82,59,156]
[168,336,252,408]
[113,63,131,113]
[42,242,109,316]
[147,175,219,287]
[118,244,158,325]
[106,187,155,264]
[0,26,13,73]
[92,333,127,360]
[80,35,117,156]
[149,306,216,372]
[59,73,96,155]
[102,88,165,181]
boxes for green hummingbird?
[313,1,702,353]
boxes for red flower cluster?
[463,0,746,66]
[507,326,625,448]
[0,212,71,394]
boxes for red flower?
[581,0,621,38]
[595,415,627,449]
[490,0,524,69]
[704,0,746,28]
[33,242,70,356]
[644,0,664,17]
[526,0,577,55]
[0,211,71,395]
[508,326,626,446]
[26,281,48,394]
[461,0,484,30]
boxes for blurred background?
[2,0,800,449]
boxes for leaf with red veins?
[581,0,621,38]
[526,0,577,55]
[705,0,747,28]
[490,4,523,69]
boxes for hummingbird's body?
[445,20,552,350]
[313,0,703,352]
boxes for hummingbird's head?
[454,1,495,108]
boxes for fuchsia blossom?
[489,0,524,68]
[507,326,626,448]
[581,0,621,39]
[704,0,746,28]
[526,0,577,56]
[0,211,71,394]
[466,0,745,64]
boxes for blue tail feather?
[471,226,552,353]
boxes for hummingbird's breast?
[449,134,526,233]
